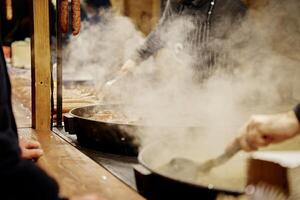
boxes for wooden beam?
[31,0,51,130]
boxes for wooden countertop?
[13,99,144,200]
[18,128,144,200]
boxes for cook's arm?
[230,104,300,152]
[132,0,177,64]
[104,0,179,88]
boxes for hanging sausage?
[71,0,81,35]
[60,0,69,33]
[59,0,81,35]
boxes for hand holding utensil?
[161,140,241,180]
[98,59,137,101]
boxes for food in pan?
[89,110,141,124]
[158,156,246,192]
[71,0,81,35]
[60,0,69,33]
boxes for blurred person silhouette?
[0,0,56,59]
[81,0,111,24]
[103,0,248,90]
[0,28,105,200]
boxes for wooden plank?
[111,0,125,15]
[18,128,145,200]
[12,98,31,128]
[124,0,153,34]
[111,0,161,34]
[151,0,161,28]
[31,0,51,130]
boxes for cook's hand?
[70,194,107,200]
[120,59,137,73]
[19,138,44,160]
[231,111,300,152]
[100,59,136,100]
[106,59,137,87]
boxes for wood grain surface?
[13,93,143,199]
[31,0,51,130]
[18,128,144,200]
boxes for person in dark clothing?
[0,0,56,45]
[133,0,246,70]
[0,0,56,61]
[104,0,247,88]
[0,0,32,46]
[0,41,103,199]
[0,39,60,199]
[228,104,300,152]
[81,0,111,24]
[85,0,111,9]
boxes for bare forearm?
[133,0,176,63]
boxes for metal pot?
[64,104,204,156]
[64,104,139,156]
[135,140,246,200]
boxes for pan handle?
[134,164,154,198]
[63,114,75,134]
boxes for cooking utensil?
[165,141,241,179]
[98,71,127,101]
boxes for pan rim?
[68,104,205,128]
[138,140,245,195]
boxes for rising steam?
[63,1,300,155]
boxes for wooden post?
[31,0,51,130]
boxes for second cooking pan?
[135,139,248,200]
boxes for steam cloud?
[64,1,300,159]
[63,11,145,83]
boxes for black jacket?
[294,103,300,122]
[0,43,63,200]
[0,0,56,45]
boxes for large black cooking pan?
[64,104,203,156]
[64,104,140,156]
[135,140,247,200]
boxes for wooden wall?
[111,0,161,35]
